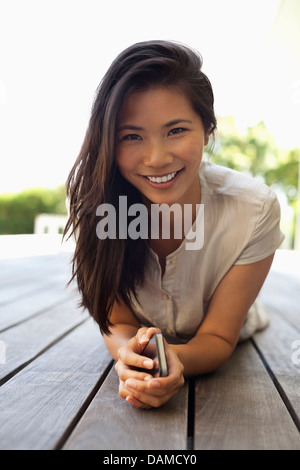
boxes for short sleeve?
[235,192,285,265]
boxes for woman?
[65,40,284,409]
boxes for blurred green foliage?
[210,117,299,204]
[0,185,67,234]
[209,117,299,247]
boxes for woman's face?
[116,86,209,207]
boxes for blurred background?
[0,0,299,257]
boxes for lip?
[141,168,184,189]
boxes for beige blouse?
[131,161,285,344]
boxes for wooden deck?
[0,246,300,451]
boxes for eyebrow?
[117,119,193,133]
[163,119,192,128]
[118,124,144,132]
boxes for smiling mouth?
[144,170,181,184]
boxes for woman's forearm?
[103,324,139,360]
[171,333,234,377]
[104,325,235,379]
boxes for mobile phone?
[142,333,168,377]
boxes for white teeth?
[146,171,177,183]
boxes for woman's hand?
[114,327,185,409]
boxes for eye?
[168,127,186,136]
[122,134,142,141]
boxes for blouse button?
[163,293,170,300]
[169,259,177,264]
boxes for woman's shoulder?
[200,160,276,204]
[199,161,285,265]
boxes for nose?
[143,140,174,168]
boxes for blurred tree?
[0,185,67,234]
[209,116,299,247]
[210,116,299,204]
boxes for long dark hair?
[64,40,217,335]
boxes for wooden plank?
[0,253,73,308]
[0,295,88,384]
[0,253,73,285]
[64,367,190,450]
[0,276,61,306]
[270,249,300,281]
[0,257,44,284]
[0,319,112,450]
[253,305,300,426]
[0,281,76,331]
[193,340,300,450]
[254,258,300,428]
[259,270,300,331]
[0,272,74,307]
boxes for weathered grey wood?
[193,340,300,450]
[259,270,300,331]
[0,319,112,450]
[0,282,76,331]
[253,306,300,425]
[63,367,189,450]
[0,275,63,306]
[0,294,88,383]
[0,253,75,330]
[0,253,72,284]
[0,274,74,307]
[0,249,299,450]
